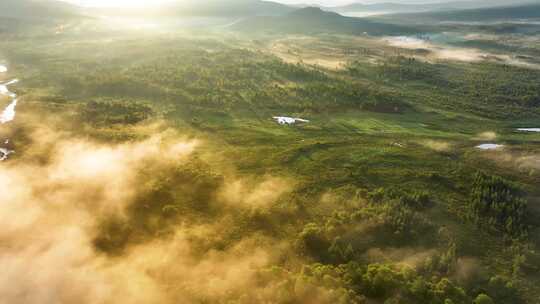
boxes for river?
[0,64,18,160]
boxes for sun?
[73,0,175,8]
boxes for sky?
[274,0,362,5]
[67,0,353,7]
[66,0,523,8]
[67,0,359,8]
[276,0,411,4]
[274,0,528,5]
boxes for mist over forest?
[1,0,540,303]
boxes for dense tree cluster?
[33,46,409,115]
[254,262,482,304]
[346,55,540,119]
[81,99,153,126]
[376,56,445,84]
[297,189,436,263]
[469,172,528,237]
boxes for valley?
[0,1,540,303]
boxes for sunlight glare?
[74,0,176,8]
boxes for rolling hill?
[384,3,540,23]
[327,0,540,15]
[230,7,415,36]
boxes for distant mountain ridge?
[327,0,540,15]
[4,0,538,20]
[230,6,415,36]
[385,3,540,22]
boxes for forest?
[1,1,540,304]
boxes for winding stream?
[0,64,18,160]
[517,128,540,133]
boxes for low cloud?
[453,257,484,286]
[474,131,498,141]
[363,247,437,269]
[220,176,293,209]
[0,122,298,304]
[383,36,540,69]
[420,140,452,152]
[481,148,540,173]
[383,36,487,63]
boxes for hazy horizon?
[65,0,538,9]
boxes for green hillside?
[232,7,416,35]
[329,0,538,14]
[387,3,540,22]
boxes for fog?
[0,116,316,303]
[384,35,540,69]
